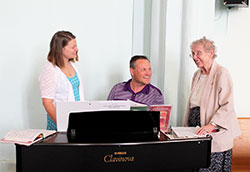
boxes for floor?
[232,166,250,172]
[231,118,250,172]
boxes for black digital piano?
[16,110,211,172]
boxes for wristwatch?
[210,121,217,127]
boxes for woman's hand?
[195,123,216,135]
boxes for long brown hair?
[47,31,78,68]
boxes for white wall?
[0,0,133,169]
[214,1,250,117]
[132,0,152,58]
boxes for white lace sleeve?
[39,62,57,99]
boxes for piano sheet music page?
[0,129,56,146]
[171,126,208,138]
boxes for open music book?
[171,126,209,138]
[0,129,56,146]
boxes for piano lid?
[67,110,160,143]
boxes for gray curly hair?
[190,36,217,58]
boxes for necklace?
[61,68,74,77]
[62,63,74,77]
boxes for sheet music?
[0,129,56,146]
[56,101,130,131]
[127,100,147,107]
[171,126,208,138]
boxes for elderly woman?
[184,37,241,171]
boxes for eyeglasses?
[189,51,202,58]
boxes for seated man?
[107,55,164,106]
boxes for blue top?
[67,72,80,101]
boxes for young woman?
[39,31,84,130]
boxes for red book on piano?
[149,105,172,132]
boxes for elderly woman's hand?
[195,123,216,135]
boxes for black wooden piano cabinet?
[16,132,211,172]
[16,111,211,172]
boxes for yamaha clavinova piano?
[16,110,211,172]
